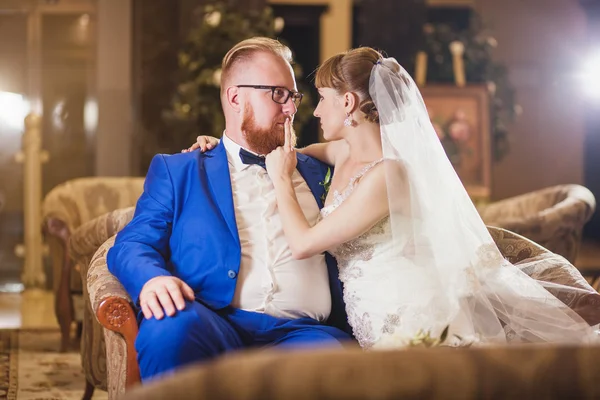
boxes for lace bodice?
[319,159,391,281]
[320,159,385,219]
[318,159,479,350]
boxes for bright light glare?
[0,91,29,131]
[84,98,98,134]
[79,14,90,27]
[582,53,600,99]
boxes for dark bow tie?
[239,148,266,169]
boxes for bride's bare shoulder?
[297,139,348,166]
[357,159,409,193]
[381,158,408,174]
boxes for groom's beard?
[241,104,286,155]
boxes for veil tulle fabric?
[370,57,597,344]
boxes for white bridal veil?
[370,57,597,344]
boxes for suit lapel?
[203,147,326,242]
[296,153,326,209]
[204,141,240,245]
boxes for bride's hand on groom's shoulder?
[266,118,297,184]
[182,135,219,153]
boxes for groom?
[107,37,351,381]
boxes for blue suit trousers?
[136,301,351,381]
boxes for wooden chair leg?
[47,218,74,352]
[76,321,83,339]
[56,246,74,352]
[82,378,95,400]
[58,318,71,352]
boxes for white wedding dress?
[320,159,596,349]
[320,159,459,349]
[317,56,596,350]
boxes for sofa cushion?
[123,344,600,400]
[479,184,595,263]
[516,253,600,326]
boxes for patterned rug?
[0,329,107,399]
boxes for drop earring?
[344,112,354,127]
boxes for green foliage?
[162,1,313,151]
[319,167,332,204]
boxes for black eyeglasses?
[236,85,303,108]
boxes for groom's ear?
[343,92,359,114]
[226,86,242,113]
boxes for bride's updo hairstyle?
[315,47,383,124]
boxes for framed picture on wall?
[421,84,492,201]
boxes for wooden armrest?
[88,235,141,388]
[97,296,141,387]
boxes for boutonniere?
[319,167,332,204]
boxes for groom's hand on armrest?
[139,276,195,319]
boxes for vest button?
[227,270,237,279]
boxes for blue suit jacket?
[107,140,351,334]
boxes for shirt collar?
[222,132,263,172]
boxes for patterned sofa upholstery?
[478,184,596,264]
[123,343,600,400]
[41,177,143,352]
[69,206,136,399]
[82,210,600,399]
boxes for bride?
[190,47,597,349]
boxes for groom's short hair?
[221,37,293,93]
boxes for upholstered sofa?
[478,184,595,264]
[82,204,600,399]
[123,343,600,400]
[69,206,137,399]
[42,177,144,354]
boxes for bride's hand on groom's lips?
[182,135,219,153]
[266,118,297,183]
